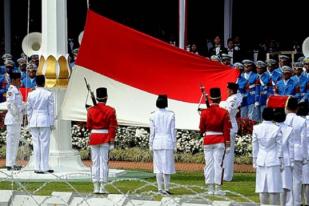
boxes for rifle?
[200,84,210,108]
[84,77,97,108]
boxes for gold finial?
[37,55,70,88]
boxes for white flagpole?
[178,0,187,49]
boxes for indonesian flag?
[60,10,239,130]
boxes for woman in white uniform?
[252,107,283,205]
[149,95,176,195]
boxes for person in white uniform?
[149,95,176,195]
[252,108,283,205]
[220,82,242,181]
[273,108,293,206]
[4,72,24,171]
[285,97,307,206]
[27,75,55,174]
[296,102,309,205]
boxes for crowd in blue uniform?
[0,53,39,103]
[231,55,309,122]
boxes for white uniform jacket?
[220,94,240,133]
[252,121,282,166]
[4,85,24,125]
[277,123,293,166]
[149,109,176,150]
[285,113,307,161]
[27,87,54,128]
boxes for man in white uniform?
[4,73,24,170]
[27,75,54,174]
[149,95,176,195]
[285,97,307,206]
[220,82,242,181]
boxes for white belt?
[205,131,223,136]
[91,129,108,134]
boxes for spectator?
[208,35,227,57]
[190,43,199,55]
[226,38,242,64]
[21,64,36,89]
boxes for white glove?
[50,125,56,130]
[149,146,153,151]
[252,158,257,169]
[109,143,114,151]
[254,102,259,107]
[290,159,294,167]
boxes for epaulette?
[165,109,175,114]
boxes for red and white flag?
[61,10,239,130]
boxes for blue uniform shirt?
[276,78,298,96]
[21,77,36,89]
[292,73,308,101]
[0,75,9,102]
[240,72,258,106]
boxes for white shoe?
[93,182,100,194]
[207,184,214,195]
[99,183,108,194]
[214,185,225,196]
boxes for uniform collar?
[287,112,296,117]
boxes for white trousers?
[30,127,51,172]
[223,131,236,181]
[6,125,21,167]
[204,143,225,185]
[91,143,109,183]
[293,161,303,206]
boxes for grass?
[0,171,258,202]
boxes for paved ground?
[0,159,255,173]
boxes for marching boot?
[93,182,100,194]
[214,184,225,195]
[207,184,214,195]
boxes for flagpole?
[178,0,187,49]
[25,0,87,172]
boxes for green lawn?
[0,171,258,202]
